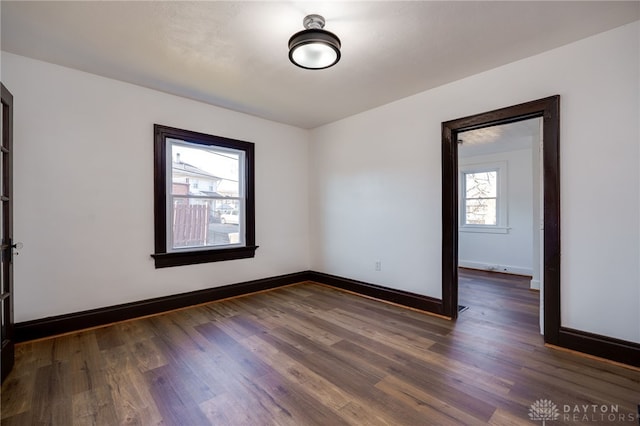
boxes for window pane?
[170,140,240,198]
[168,139,245,251]
[172,198,243,249]
[465,198,497,225]
[465,171,497,199]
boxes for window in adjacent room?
[459,162,508,233]
[152,124,257,268]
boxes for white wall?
[3,21,639,344]
[310,21,640,343]
[2,52,311,322]
[458,148,534,277]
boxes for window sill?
[459,226,510,234]
[151,245,259,268]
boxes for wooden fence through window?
[173,203,208,247]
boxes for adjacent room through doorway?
[456,117,542,329]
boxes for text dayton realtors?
[560,404,637,423]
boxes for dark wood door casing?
[441,96,560,343]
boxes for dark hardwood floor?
[2,273,639,425]
[458,268,540,335]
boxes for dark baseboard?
[14,270,639,370]
[308,271,446,316]
[15,270,446,343]
[557,327,640,368]
[14,271,312,342]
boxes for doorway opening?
[457,117,542,325]
[441,96,560,345]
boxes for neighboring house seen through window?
[152,125,257,268]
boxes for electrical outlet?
[375,260,381,271]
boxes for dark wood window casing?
[151,124,257,268]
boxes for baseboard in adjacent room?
[458,260,533,277]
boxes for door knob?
[10,242,22,256]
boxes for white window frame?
[166,139,246,252]
[459,161,509,234]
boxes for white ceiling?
[458,117,541,158]
[2,1,638,129]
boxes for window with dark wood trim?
[151,124,257,268]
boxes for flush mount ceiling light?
[288,14,341,70]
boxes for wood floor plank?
[0,412,31,426]
[128,337,169,373]
[94,325,125,351]
[488,407,528,425]
[194,322,274,379]
[3,270,639,425]
[252,372,350,425]
[0,371,32,419]
[144,365,212,425]
[103,370,161,425]
[110,317,158,342]
[528,345,640,388]
[69,331,108,395]
[71,385,119,426]
[336,400,396,426]
[30,361,73,425]
[199,390,265,425]
[265,313,344,347]
[321,307,437,356]
[199,299,243,320]
[147,335,218,404]
[10,339,54,373]
[374,374,488,425]
[239,334,353,411]
[329,337,498,422]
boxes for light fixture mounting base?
[303,14,325,30]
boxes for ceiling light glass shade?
[289,15,341,70]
